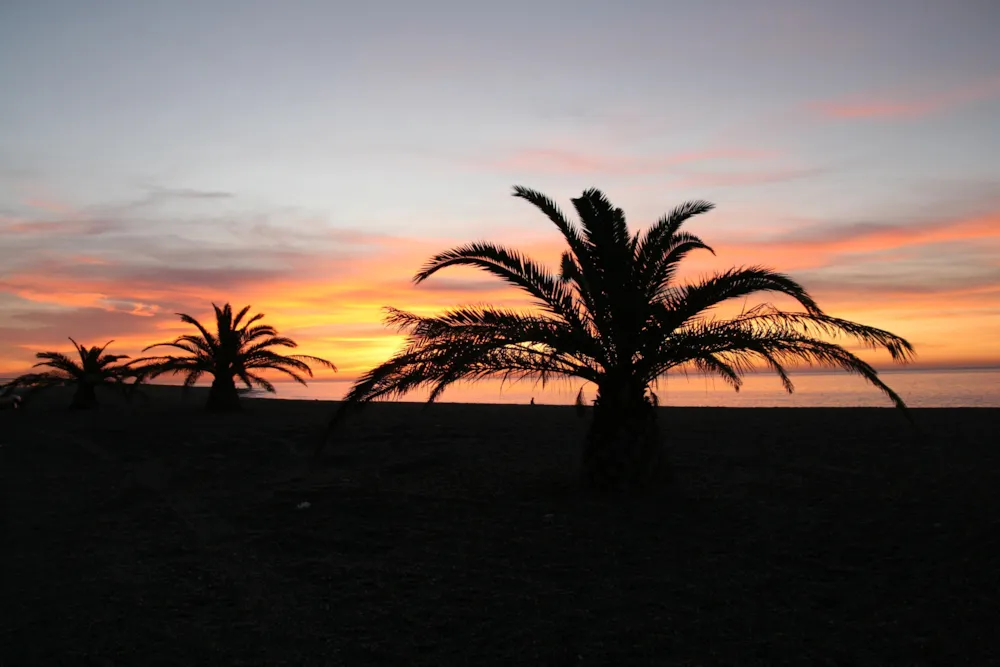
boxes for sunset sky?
[1,1,998,394]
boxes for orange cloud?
[809,75,1000,119]
[2,198,998,383]
[715,212,1000,271]
[0,231,561,378]
[2,286,152,313]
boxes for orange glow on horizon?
[2,207,998,389]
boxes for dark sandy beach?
[2,386,998,665]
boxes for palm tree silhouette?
[321,187,915,492]
[136,303,336,412]
[0,338,134,409]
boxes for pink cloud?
[0,216,120,236]
[809,75,1000,119]
[24,197,78,215]
[1,194,119,236]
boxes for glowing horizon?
[1,2,998,395]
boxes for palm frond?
[568,189,634,348]
[637,200,715,259]
[384,305,600,374]
[2,370,72,389]
[287,354,338,372]
[244,350,315,375]
[640,231,715,301]
[183,369,205,388]
[99,353,130,364]
[246,372,276,393]
[33,351,82,375]
[342,310,600,409]
[691,354,743,391]
[728,307,916,363]
[88,339,116,363]
[234,369,254,389]
[257,364,312,386]
[574,386,588,417]
[162,336,212,358]
[573,188,631,258]
[656,323,911,411]
[414,242,578,319]
[232,304,254,328]
[178,313,219,350]
[511,185,588,259]
[69,337,88,364]
[660,266,824,336]
[142,340,208,357]
[243,325,282,345]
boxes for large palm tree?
[136,303,336,412]
[321,187,915,492]
[0,338,134,409]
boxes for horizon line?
[8,363,995,385]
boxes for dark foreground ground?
[2,387,999,666]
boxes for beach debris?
[0,394,22,410]
[296,501,311,510]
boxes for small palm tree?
[1,338,134,409]
[136,303,336,412]
[321,186,915,492]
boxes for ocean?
[244,368,1000,408]
[3,367,995,407]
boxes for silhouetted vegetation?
[0,338,135,409]
[135,303,336,412]
[323,186,915,492]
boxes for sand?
[2,386,998,665]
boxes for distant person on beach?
[530,397,535,406]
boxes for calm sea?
[245,368,1000,408]
[3,368,995,407]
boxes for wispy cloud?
[477,145,823,189]
[673,168,824,188]
[739,212,1000,262]
[0,186,238,237]
[148,187,233,200]
[23,198,78,214]
[109,186,235,213]
[0,215,121,236]
[0,187,560,375]
[485,147,780,176]
[809,74,1000,119]
[2,182,999,376]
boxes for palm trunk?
[206,374,241,412]
[71,383,98,410]
[582,387,663,493]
